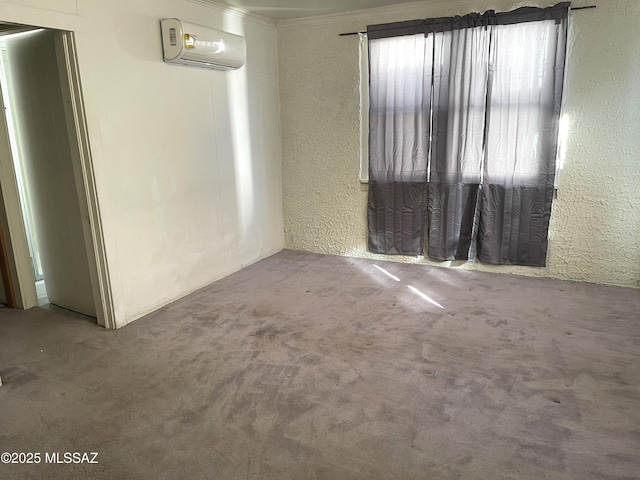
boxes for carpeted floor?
[0,250,639,479]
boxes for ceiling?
[209,0,425,20]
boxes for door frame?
[0,205,16,308]
[0,27,115,328]
[55,31,114,328]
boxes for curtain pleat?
[428,183,480,260]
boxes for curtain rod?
[339,5,596,36]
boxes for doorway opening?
[0,27,48,307]
[0,21,114,327]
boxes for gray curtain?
[367,3,569,266]
[478,10,568,266]
[427,19,490,261]
[367,29,431,255]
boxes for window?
[365,3,569,267]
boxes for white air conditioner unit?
[160,18,245,70]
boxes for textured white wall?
[279,0,640,288]
[0,0,284,327]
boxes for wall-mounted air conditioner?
[160,19,245,70]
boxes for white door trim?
[54,31,115,329]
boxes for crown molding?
[276,0,471,26]
[275,0,572,26]
[188,0,589,29]
[186,0,276,27]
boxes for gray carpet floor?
[1,250,639,480]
